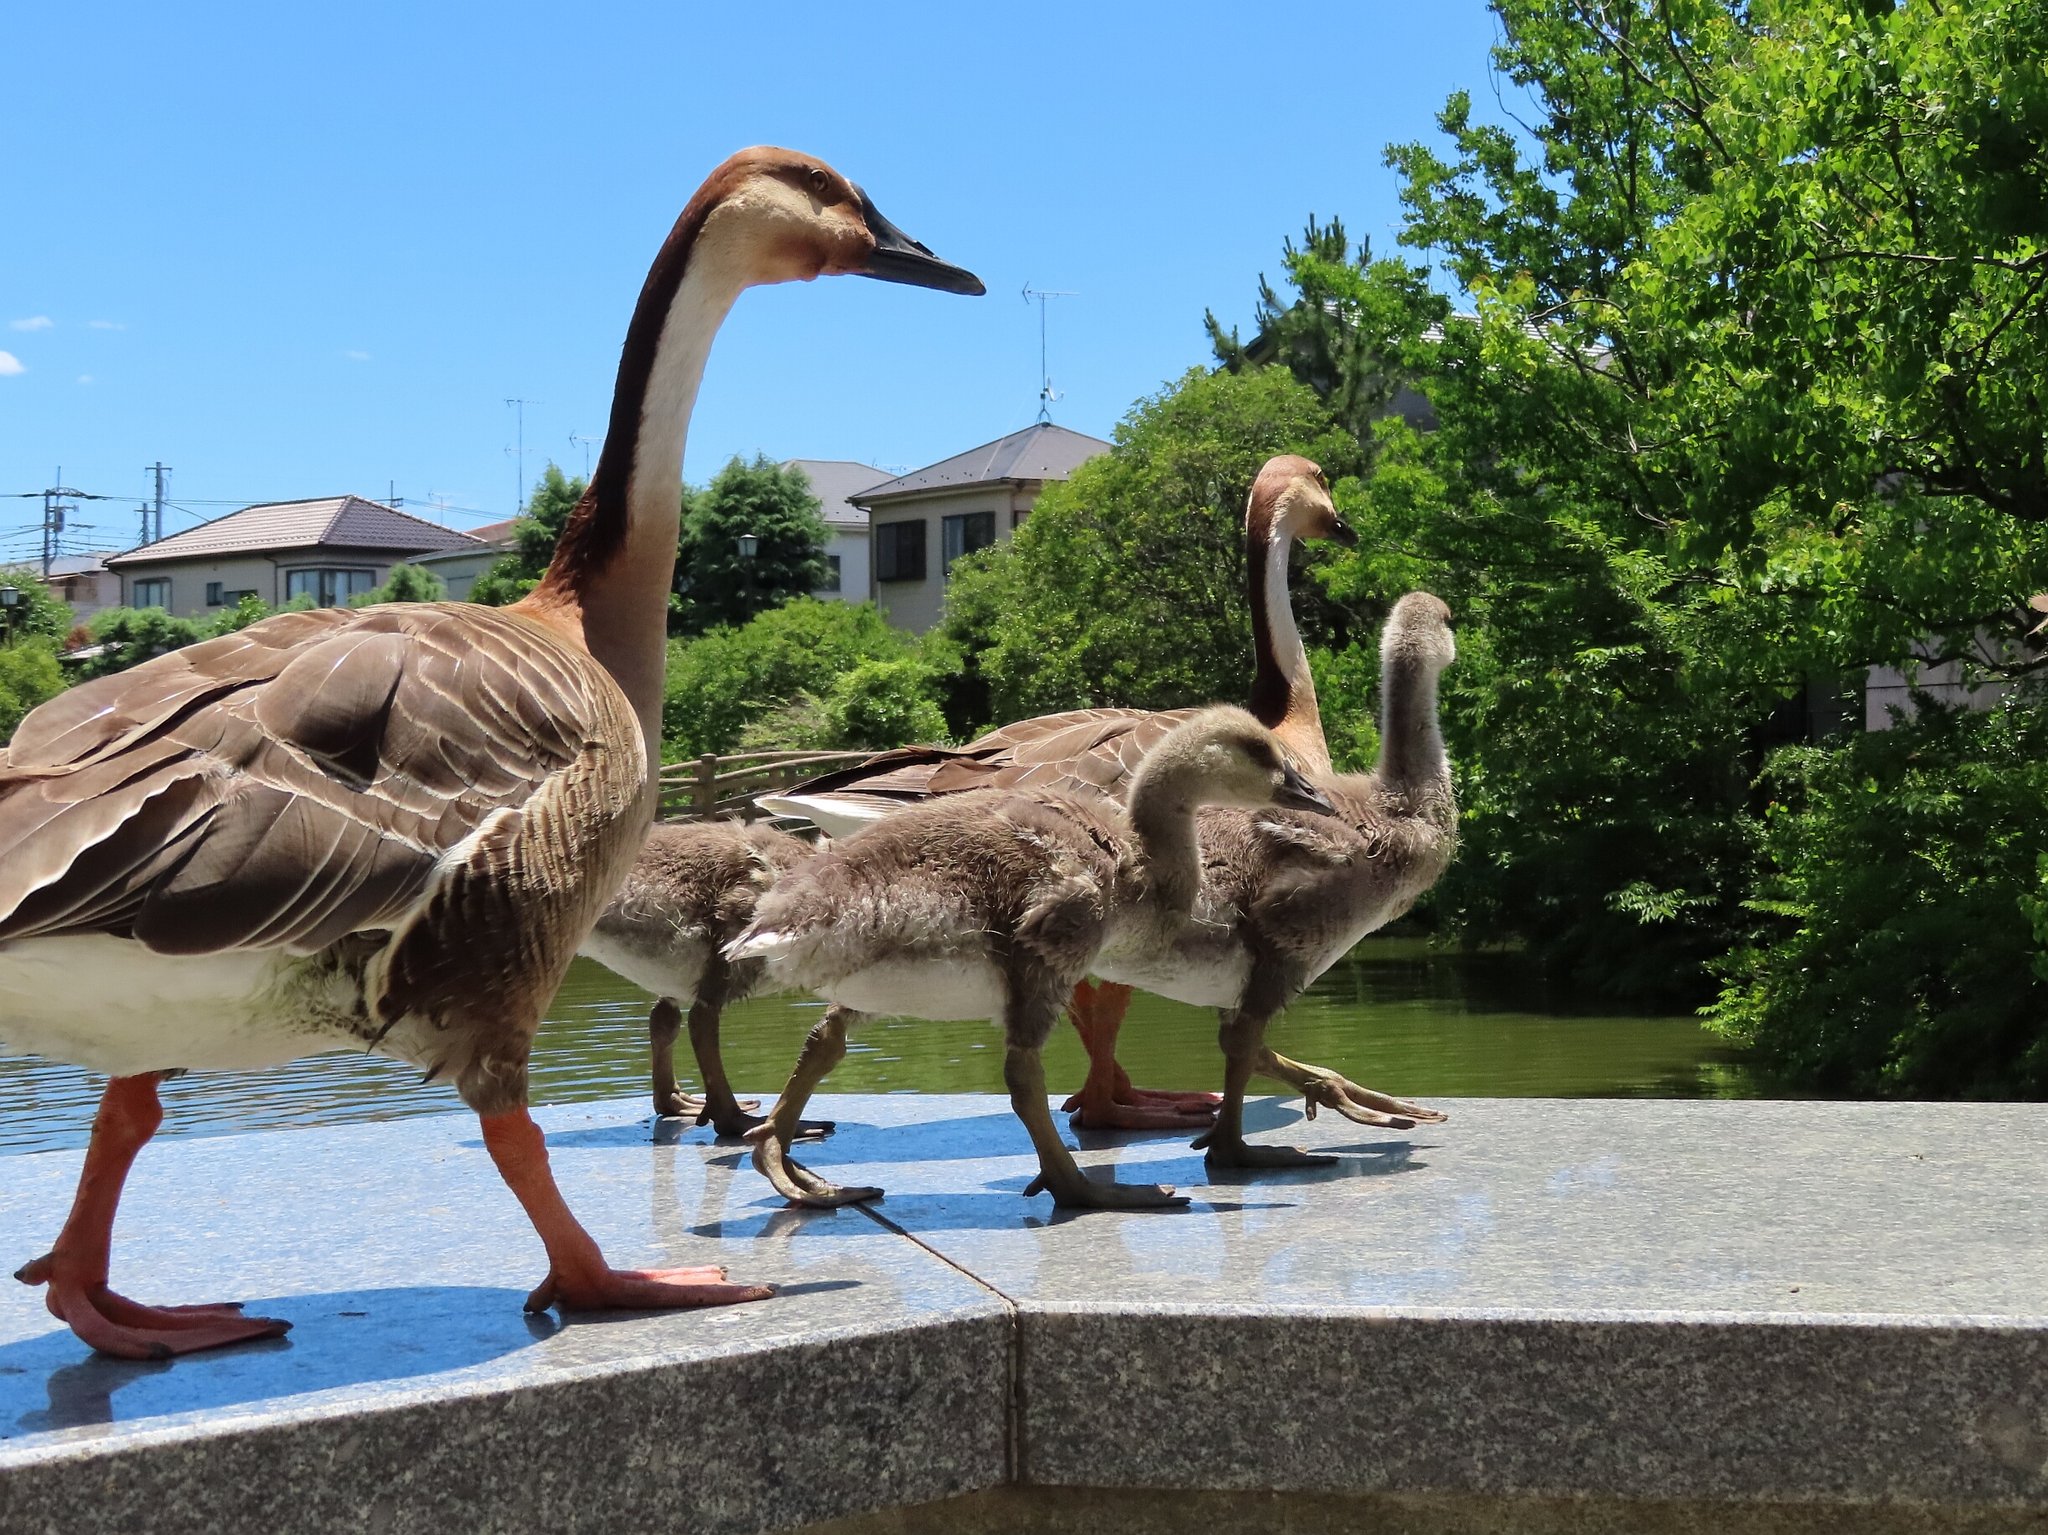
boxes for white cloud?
[0,351,24,377]
[9,316,53,332]
[87,319,125,331]
[343,349,371,362]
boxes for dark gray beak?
[1275,762,1336,817]
[1327,516,1360,548]
[855,186,985,296]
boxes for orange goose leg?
[1061,980,1221,1131]
[480,1106,771,1312]
[15,1074,292,1359]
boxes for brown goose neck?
[1244,507,1330,774]
[523,178,749,750]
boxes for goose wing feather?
[0,602,622,957]
[785,705,1199,810]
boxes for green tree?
[0,640,65,744]
[0,567,77,645]
[352,563,447,606]
[936,366,1351,730]
[819,658,949,751]
[673,456,829,635]
[469,464,588,606]
[662,598,913,758]
[82,607,206,678]
[1205,216,1443,458]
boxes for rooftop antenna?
[1021,284,1076,423]
[569,431,598,479]
[504,398,540,514]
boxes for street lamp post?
[736,532,758,620]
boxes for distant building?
[42,554,121,624]
[410,517,518,601]
[853,423,1110,633]
[784,458,886,606]
[104,496,481,618]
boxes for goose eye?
[808,167,829,196]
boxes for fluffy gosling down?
[728,707,1335,1210]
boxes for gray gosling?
[1096,592,1461,1168]
[728,707,1335,1210]
[583,821,832,1138]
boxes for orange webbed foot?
[20,1263,290,1360]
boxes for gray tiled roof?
[107,497,481,566]
[785,459,887,528]
[851,424,1110,504]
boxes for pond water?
[0,939,1757,1157]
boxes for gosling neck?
[1378,649,1448,794]
[1123,774,1206,918]
[522,193,749,756]
[1246,507,1330,774]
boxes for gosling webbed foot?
[1191,1126,1337,1170]
[1021,1170,1188,1210]
[701,1104,833,1142]
[744,1125,881,1208]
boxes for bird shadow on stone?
[0,1285,542,1439]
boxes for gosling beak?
[1275,762,1336,817]
[1327,516,1360,548]
[855,186,985,296]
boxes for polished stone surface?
[4,1092,2046,1530]
[740,1094,2048,1507]
[0,1100,1009,1534]
[772,1095,2048,1321]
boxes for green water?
[0,939,1756,1156]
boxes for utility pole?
[1021,285,1077,423]
[35,469,109,576]
[505,398,538,515]
[144,462,171,545]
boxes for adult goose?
[731,708,1334,1209]
[758,457,1416,1131]
[0,147,982,1359]
[583,820,833,1138]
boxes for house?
[104,496,482,617]
[409,517,518,600]
[785,458,885,605]
[42,554,122,624]
[852,423,1110,633]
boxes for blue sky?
[2,1,1504,557]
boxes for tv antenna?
[504,398,540,514]
[569,431,599,479]
[1021,285,1076,422]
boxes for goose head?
[1384,591,1457,672]
[1249,454,1356,549]
[700,147,985,295]
[1139,706,1336,818]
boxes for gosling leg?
[744,1008,879,1208]
[688,990,827,1141]
[1012,1046,1186,1209]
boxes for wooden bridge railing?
[656,748,879,823]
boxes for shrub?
[1708,698,2048,1097]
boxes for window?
[874,520,926,583]
[285,567,377,607]
[131,577,170,610]
[942,511,997,571]
[206,581,222,607]
[818,554,842,594]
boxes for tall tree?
[469,463,590,606]
[673,456,830,635]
